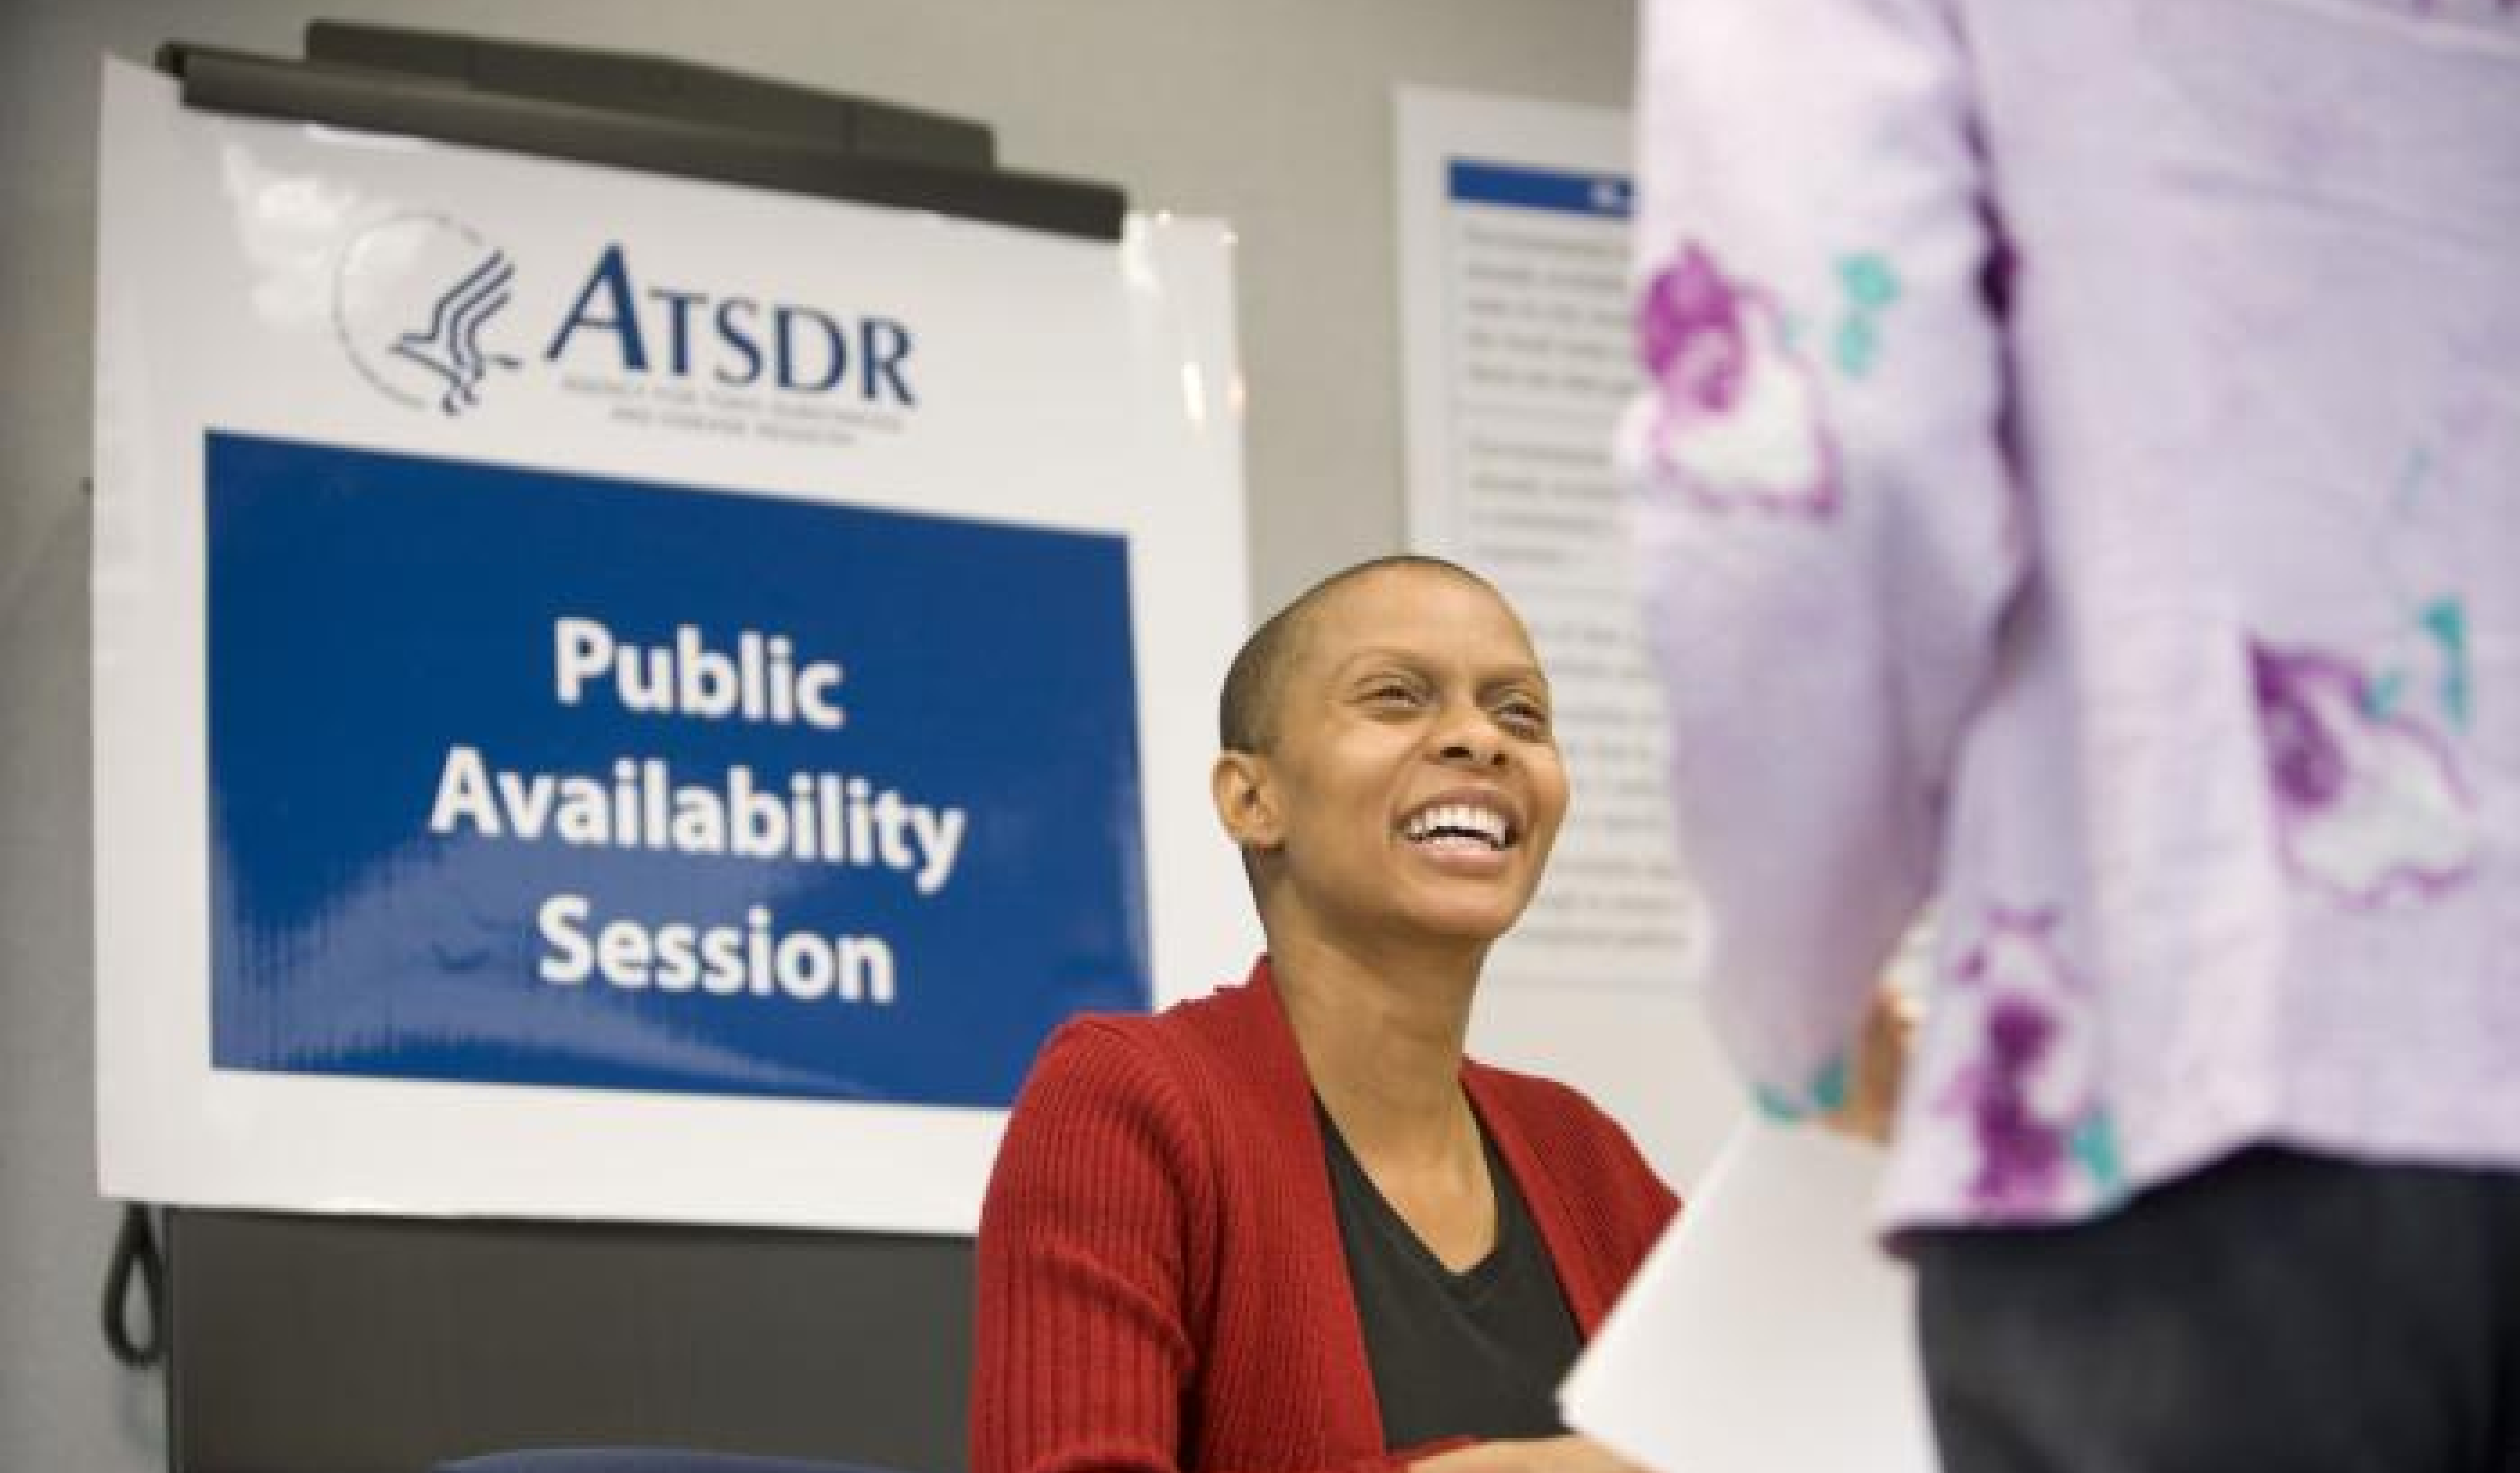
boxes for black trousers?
[1912,1148,2520,1473]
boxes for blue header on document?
[1446,159,1633,219]
[204,430,1150,1108]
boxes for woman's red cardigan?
[971,959,1680,1473]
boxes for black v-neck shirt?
[1318,1101,1583,1450]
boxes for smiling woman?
[971,556,1677,1473]
[1213,559,1569,961]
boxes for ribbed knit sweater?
[971,958,1679,1473]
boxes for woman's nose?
[1434,707,1509,767]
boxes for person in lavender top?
[1623,0,2519,1466]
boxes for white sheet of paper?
[1561,1121,1942,1473]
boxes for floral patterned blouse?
[1625,0,2520,1230]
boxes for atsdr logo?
[334,211,521,416]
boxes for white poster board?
[93,59,1256,1233]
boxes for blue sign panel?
[1446,158,1632,219]
[206,430,1149,1107]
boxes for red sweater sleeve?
[971,1022,1415,1473]
[973,1021,1202,1473]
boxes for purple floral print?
[2252,639,2475,907]
[1633,242,1840,516]
[1936,905,2120,1215]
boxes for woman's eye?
[1366,682,1423,707]
[1497,701,1551,735]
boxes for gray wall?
[0,2,1635,1471]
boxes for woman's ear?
[1211,750,1284,850]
